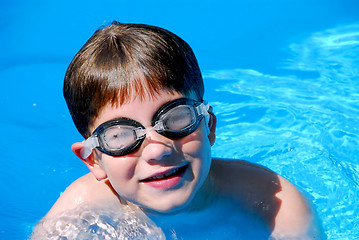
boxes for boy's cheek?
[179,129,211,158]
[187,123,211,144]
[100,155,138,180]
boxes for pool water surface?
[1,0,359,239]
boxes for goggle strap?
[81,135,99,159]
[196,101,210,124]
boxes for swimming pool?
[1,0,359,239]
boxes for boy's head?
[63,21,204,138]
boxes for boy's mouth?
[140,165,188,183]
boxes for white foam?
[30,203,165,240]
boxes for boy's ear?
[71,142,108,180]
[207,107,217,146]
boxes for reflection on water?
[203,23,359,239]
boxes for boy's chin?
[141,200,191,216]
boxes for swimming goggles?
[81,98,210,158]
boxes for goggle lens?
[160,105,196,131]
[101,126,138,151]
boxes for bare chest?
[150,201,271,239]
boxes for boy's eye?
[102,126,136,149]
[164,106,195,130]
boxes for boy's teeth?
[148,168,178,180]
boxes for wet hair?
[63,21,204,138]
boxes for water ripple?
[204,23,359,239]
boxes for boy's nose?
[141,130,173,163]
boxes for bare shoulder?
[210,159,323,238]
[272,175,310,235]
[45,173,119,218]
[272,175,325,238]
[210,158,280,195]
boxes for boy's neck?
[184,173,216,213]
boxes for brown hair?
[63,21,204,138]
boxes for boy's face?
[85,89,214,213]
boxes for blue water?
[1,0,359,239]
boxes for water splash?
[30,203,165,240]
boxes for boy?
[35,22,322,239]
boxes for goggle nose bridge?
[134,120,165,140]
